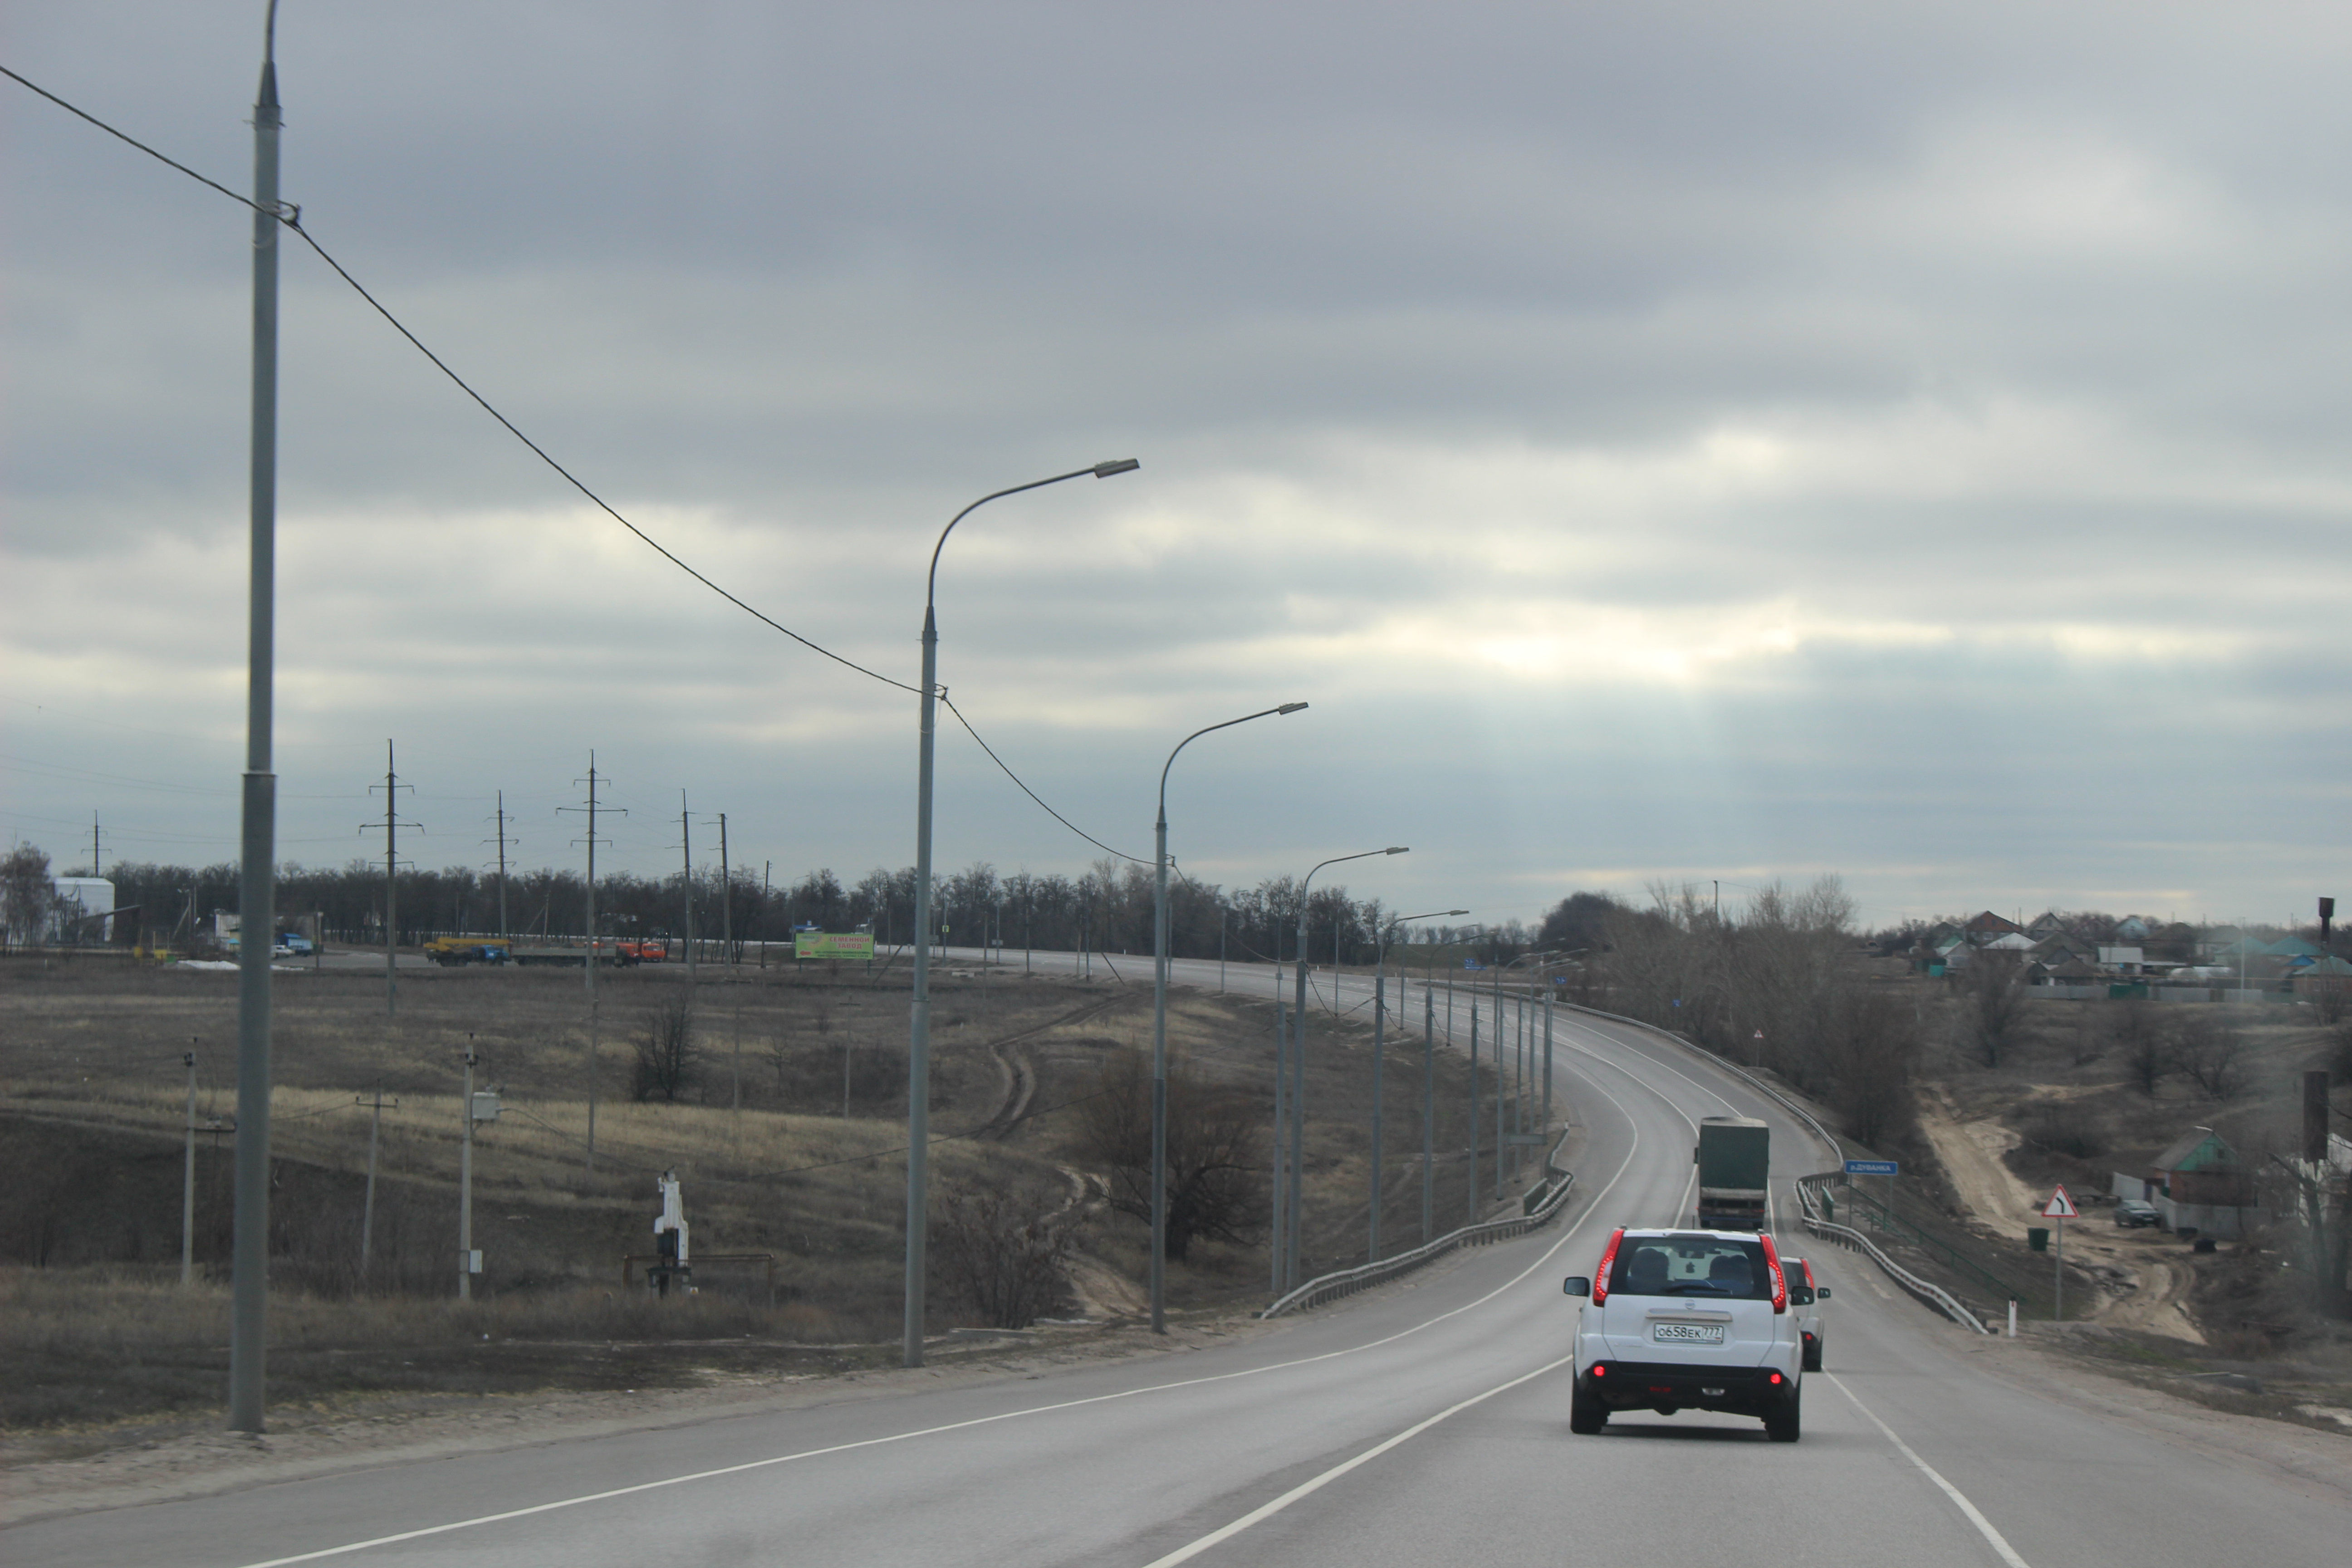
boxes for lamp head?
[1277,701,1308,715]
[1385,846,1409,855]
[1446,908,1468,916]
[1092,458,1141,478]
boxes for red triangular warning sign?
[2040,1185,2078,1219]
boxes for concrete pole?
[906,605,940,1367]
[1271,962,1286,1295]
[1370,971,1385,1262]
[385,741,398,1017]
[182,1048,198,1286]
[227,12,282,1433]
[681,794,695,977]
[1150,804,1170,1331]
[718,813,732,970]
[583,755,601,1170]
[1422,986,1435,1245]
[1543,989,1553,1142]
[1467,1002,1480,1224]
[360,1084,382,1284]
[458,1042,475,1302]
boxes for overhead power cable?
[3,63,1165,865]
[0,62,914,698]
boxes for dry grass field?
[1,951,1513,1443]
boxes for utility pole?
[91,811,103,877]
[1467,1001,1480,1224]
[559,757,618,1171]
[458,1038,477,1301]
[487,791,512,940]
[679,793,696,977]
[182,1043,198,1286]
[718,813,732,971]
[1370,970,1385,1262]
[228,7,283,1434]
[1422,986,1436,1245]
[359,1082,387,1284]
[759,860,771,970]
[365,741,418,1018]
[1272,960,1287,1295]
[1543,987,1554,1148]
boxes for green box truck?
[1695,1116,1771,1230]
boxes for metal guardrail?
[1260,1129,1577,1319]
[1794,1198,1989,1335]
[1556,1001,1990,1335]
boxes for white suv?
[1563,1227,1804,1441]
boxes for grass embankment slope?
[1,953,1506,1447]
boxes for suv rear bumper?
[1580,1360,1794,1417]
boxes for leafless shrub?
[1078,1046,1261,1261]
[632,994,697,1102]
[2175,1013,2246,1100]
[2115,1002,2170,1095]
[2021,1100,2104,1160]
[931,1176,1073,1328]
[2068,1005,2109,1067]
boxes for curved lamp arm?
[927,459,1139,612]
[1158,702,1308,826]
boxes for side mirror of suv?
[1563,1276,1590,1297]
[1816,1287,1830,1299]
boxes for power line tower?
[89,811,104,877]
[482,790,515,941]
[559,755,620,1171]
[363,740,421,1017]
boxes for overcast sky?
[4,2,2346,933]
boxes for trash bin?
[2027,1227,2049,1253]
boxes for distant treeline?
[88,854,1529,967]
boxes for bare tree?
[932,1176,1073,1328]
[2114,1002,2170,1095]
[1958,952,2028,1068]
[1816,985,1922,1147]
[2175,1013,2246,1100]
[1078,1047,1261,1260]
[632,994,698,1102]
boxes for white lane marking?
[1137,1353,1578,1568]
[1827,1374,2033,1568]
[233,1068,1650,1567]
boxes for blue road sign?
[1845,1159,1899,1177]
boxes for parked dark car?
[2115,1197,2161,1228]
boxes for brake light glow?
[1769,1371,1783,1386]
[1591,1364,1607,1377]
[1759,1232,1788,1314]
[1590,1228,1626,1305]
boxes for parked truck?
[425,936,512,966]
[1695,1116,1771,1230]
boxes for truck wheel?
[1569,1387,1607,1436]
[1764,1387,1801,1443]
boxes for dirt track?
[1919,1089,2205,1343]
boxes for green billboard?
[795,931,876,961]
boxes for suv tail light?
[1590,1228,1626,1305]
[1759,1232,1788,1314]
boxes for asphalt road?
[13,955,2346,1567]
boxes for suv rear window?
[1607,1235,1775,1301]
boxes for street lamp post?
[1286,846,1406,1289]
[1368,908,1464,1264]
[905,459,1137,1369]
[1151,702,1308,1332]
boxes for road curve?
[9,954,2345,1568]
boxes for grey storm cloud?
[3,0,2347,926]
